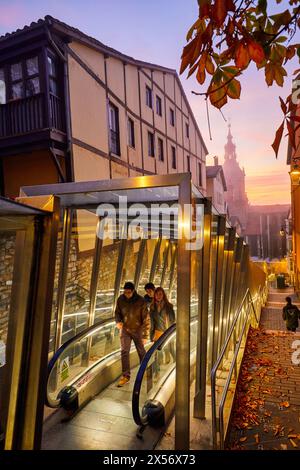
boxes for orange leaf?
[280,401,290,408]
[180,35,201,74]
[239,437,247,442]
[265,62,275,86]
[213,0,227,27]
[271,121,284,158]
[248,41,265,64]
[235,42,250,69]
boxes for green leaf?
[276,36,288,43]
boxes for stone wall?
[0,233,15,344]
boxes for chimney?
[214,156,219,166]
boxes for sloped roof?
[206,165,227,190]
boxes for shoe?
[117,376,130,387]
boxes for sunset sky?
[1,0,299,206]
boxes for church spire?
[224,123,237,161]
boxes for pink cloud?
[0,4,26,29]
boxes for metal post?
[149,237,162,284]
[134,237,146,289]
[112,231,127,314]
[194,199,212,419]
[88,231,103,327]
[168,243,177,297]
[175,175,191,450]
[55,208,73,351]
[160,241,171,287]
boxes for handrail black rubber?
[46,318,116,406]
[132,323,176,426]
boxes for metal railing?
[211,283,268,449]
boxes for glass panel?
[11,62,22,81]
[0,69,5,104]
[48,56,57,77]
[49,77,58,96]
[137,239,157,295]
[207,215,219,374]
[26,78,40,97]
[138,319,198,421]
[0,231,16,367]
[12,82,24,100]
[62,210,98,342]
[94,237,121,322]
[120,239,141,289]
[26,57,39,76]
[49,220,64,356]
[47,320,121,407]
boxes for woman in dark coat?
[150,287,175,342]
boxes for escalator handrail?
[132,323,176,426]
[47,317,116,383]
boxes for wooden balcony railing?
[0,93,65,139]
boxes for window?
[0,69,6,104]
[186,155,190,172]
[198,162,202,187]
[9,56,40,100]
[171,146,176,169]
[146,86,152,108]
[156,95,162,116]
[158,137,164,162]
[108,102,120,155]
[148,132,155,157]
[170,108,175,126]
[128,118,135,148]
[186,123,189,138]
[217,192,222,205]
[48,55,59,96]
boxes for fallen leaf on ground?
[280,444,288,450]
[239,437,247,442]
[280,401,290,408]
[289,439,298,448]
[254,434,260,444]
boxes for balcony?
[0,93,65,149]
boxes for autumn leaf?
[279,401,290,408]
[180,35,202,74]
[274,64,287,86]
[235,42,250,69]
[239,436,247,442]
[248,41,265,64]
[289,438,298,448]
[212,0,227,27]
[205,54,215,74]
[254,434,260,444]
[208,80,228,108]
[226,78,241,99]
[271,120,284,158]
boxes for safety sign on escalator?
[60,357,69,382]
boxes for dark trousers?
[120,328,146,378]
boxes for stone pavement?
[226,288,300,450]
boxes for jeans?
[120,327,146,378]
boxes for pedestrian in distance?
[115,281,150,387]
[282,296,300,332]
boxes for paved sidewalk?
[227,289,300,450]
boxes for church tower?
[223,125,249,232]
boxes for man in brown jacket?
[115,282,150,386]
